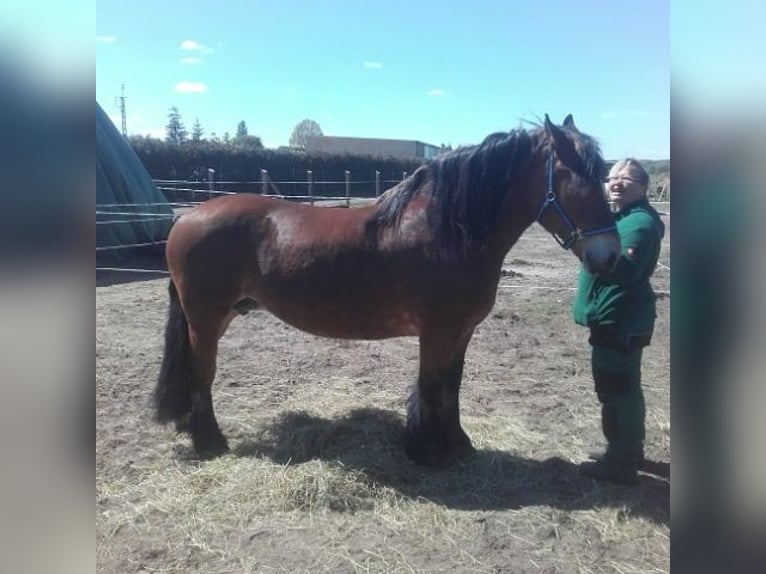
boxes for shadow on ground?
[198,407,670,526]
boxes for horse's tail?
[155,278,194,423]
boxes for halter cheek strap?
[536,151,616,250]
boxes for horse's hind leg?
[406,329,476,466]
[185,305,236,456]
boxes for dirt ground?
[96,205,670,573]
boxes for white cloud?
[174,81,208,93]
[364,61,383,68]
[180,56,203,65]
[96,35,116,43]
[180,39,214,54]
[180,39,202,50]
[427,89,446,97]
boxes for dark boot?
[579,458,638,485]
[588,447,646,464]
[583,404,641,485]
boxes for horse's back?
[165,194,377,303]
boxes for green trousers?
[592,345,645,468]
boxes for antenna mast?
[115,84,128,137]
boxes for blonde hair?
[609,158,649,188]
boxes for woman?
[573,158,666,484]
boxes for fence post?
[402,171,408,181]
[375,170,380,197]
[207,168,215,201]
[261,169,268,195]
[307,170,313,205]
[345,170,350,207]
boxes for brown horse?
[155,114,620,465]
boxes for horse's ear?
[545,114,579,166]
[543,114,560,142]
[544,113,554,133]
[563,114,577,131]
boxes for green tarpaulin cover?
[96,102,172,260]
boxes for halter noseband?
[536,151,616,250]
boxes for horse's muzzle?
[580,234,621,275]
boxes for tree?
[165,106,188,144]
[236,120,248,138]
[289,118,323,149]
[232,134,264,151]
[191,118,204,142]
[232,119,263,150]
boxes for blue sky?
[96,0,670,159]
[671,0,766,115]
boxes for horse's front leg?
[405,329,476,466]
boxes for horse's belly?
[262,299,420,340]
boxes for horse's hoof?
[453,429,476,459]
[196,442,229,459]
[406,448,443,466]
[404,430,474,467]
[193,434,229,458]
[453,440,476,460]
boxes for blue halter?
[536,151,616,250]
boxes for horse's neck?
[491,187,536,261]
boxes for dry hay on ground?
[97,220,670,574]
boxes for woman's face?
[606,166,646,210]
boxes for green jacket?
[573,199,666,345]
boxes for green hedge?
[130,137,670,201]
[130,137,424,198]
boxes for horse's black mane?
[557,127,607,190]
[367,124,605,250]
